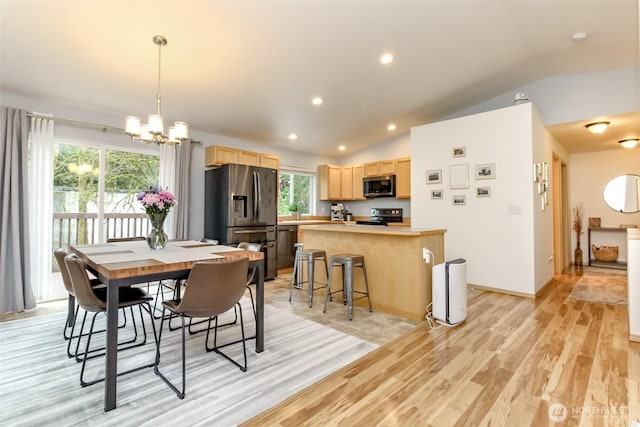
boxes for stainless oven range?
[356,208,403,226]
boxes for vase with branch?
[572,203,584,266]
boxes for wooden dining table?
[70,239,265,411]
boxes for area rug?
[568,267,628,306]
[0,299,377,426]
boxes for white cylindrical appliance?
[432,258,467,326]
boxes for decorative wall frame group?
[533,161,548,211]
[429,146,498,205]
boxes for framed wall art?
[426,169,442,184]
[452,195,466,205]
[449,163,469,189]
[475,163,495,180]
[476,186,491,197]
[452,146,466,157]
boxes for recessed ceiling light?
[380,53,394,65]
[288,133,298,141]
[311,97,323,106]
[585,122,610,134]
[338,145,346,151]
[387,123,396,131]
[571,32,588,41]
[619,139,639,149]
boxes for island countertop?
[299,223,446,237]
[298,225,446,321]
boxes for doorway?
[552,153,568,273]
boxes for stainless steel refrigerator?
[204,163,278,280]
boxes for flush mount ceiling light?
[311,97,323,106]
[125,35,188,146]
[387,123,396,131]
[288,133,298,141]
[380,53,394,65]
[585,122,610,134]
[571,32,588,41]
[338,145,346,151]
[619,139,639,149]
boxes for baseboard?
[630,334,640,343]
[467,283,535,299]
[534,277,555,297]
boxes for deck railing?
[53,212,151,251]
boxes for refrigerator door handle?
[253,171,262,218]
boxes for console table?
[588,227,628,270]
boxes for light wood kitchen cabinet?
[352,164,365,200]
[364,160,395,176]
[205,145,279,169]
[318,164,342,200]
[238,150,260,166]
[260,153,280,169]
[205,145,237,166]
[340,166,354,200]
[395,157,411,199]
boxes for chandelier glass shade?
[125,35,188,146]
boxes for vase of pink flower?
[137,185,176,250]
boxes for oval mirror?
[603,174,640,213]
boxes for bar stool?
[289,248,328,307]
[323,253,372,321]
[292,243,304,289]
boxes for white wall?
[568,149,640,264]
[411,103,554,296]
[447,68,639,126]
[629,229,640,340]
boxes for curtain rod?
[26,112,200,144]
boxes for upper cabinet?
[364,160,395,177]
[260,153,280,169]
[205,145,237,166]
[352,164,365,200]
[318,164,342,200]
[318,163,390,201]
[205,145,279,169]
[395,157,411,199]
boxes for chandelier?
[125,35,188,146]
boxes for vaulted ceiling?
[1,1,638,156]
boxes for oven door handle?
[233,229,269,234]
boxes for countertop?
[278,220,333,225]
[299,223,446,237]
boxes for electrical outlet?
[507,205,522,215]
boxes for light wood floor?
[243,268,640,426]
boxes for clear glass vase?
[146,212,168,250]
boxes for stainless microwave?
[363,175,396,198]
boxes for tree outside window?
[278,170,314,216]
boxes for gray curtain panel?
[0,107,36,313]
[173,141,192,240]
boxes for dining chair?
[64,253,158,387]
[154,258,249,399]
[179,241,260,335]
[54,248,130,358]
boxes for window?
[278,170,315,216]
[53,141,159,247]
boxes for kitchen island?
[300,224,445,321]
